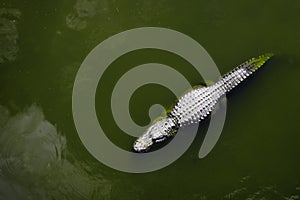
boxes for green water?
[1,0,300,199]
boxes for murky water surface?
[0,0,300,199]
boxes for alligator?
[133,53,273,152]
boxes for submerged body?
[133,54,273,152]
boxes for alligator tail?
[217,53,273,93]
[243,53,274,72]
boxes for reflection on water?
[223,176,299,200]
[66,0,109,31]
[0,8,21,64]
[0,104,111,200]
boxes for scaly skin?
[133,53,273,152]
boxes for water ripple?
[223,176,299,200]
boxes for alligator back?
[170,53,273,126]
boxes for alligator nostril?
[132,147,139,153]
